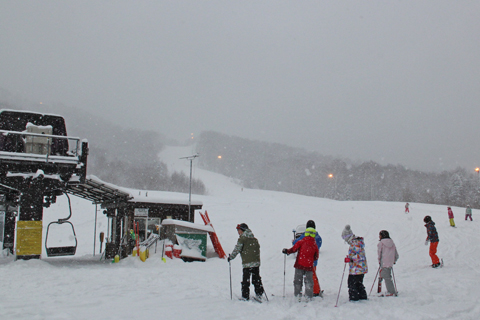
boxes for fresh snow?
[1,145,479,320]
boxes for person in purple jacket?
[377,230,399,296]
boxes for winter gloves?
[282,248,288,255]
[344,256,350,263]
[227,254,232,262]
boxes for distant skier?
[424,216,441,268]
[282,226,319,301]
[377,230,399,296]
[405,203,410,213]
[228,223,265,301]
[342,225,368,301]
[292,220,323,297]
[465,205,473,221]
[447,207,455,227]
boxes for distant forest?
[0,93,206,195]
[197,131,480,209]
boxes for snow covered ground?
[1,146,479,320]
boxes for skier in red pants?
[465,205,473,221]
[424,216,441,268]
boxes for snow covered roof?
[0,108,64,118]
[162,219,214,233]
[86,175,203,206]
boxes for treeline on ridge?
[196,131,480,209]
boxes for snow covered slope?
[0,145,479,320]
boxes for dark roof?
[66,177,131,205]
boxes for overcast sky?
[1,1,479,172]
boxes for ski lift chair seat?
[46,246,77,257]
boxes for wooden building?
[67,176,203,259]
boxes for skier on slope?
[405,203,410,213]
[282,227,319,301]
[465,205,473,221]
[377,230,399,296]
[424,216,441,268]
[292,220,323,297]
[447,207,455,227]
[228,223,265,301]
[342,225,368,301]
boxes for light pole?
[180,154,199,222]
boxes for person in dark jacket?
[228,223,264,301]
[282,227,319,301]
[424,216,441,268]
[292,220,322,297]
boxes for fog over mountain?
[1,92,479,208]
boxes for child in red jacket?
[283,227,319,301]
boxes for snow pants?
[242,267,264,300]
[449,218,455,227]
[347,274,367,301]
[380,267,396,294]
[293,268,314,299]
[465,214,473,221]
[429,241,440,265]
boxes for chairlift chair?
[44,193,77,257]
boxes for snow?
[87,175,203,206]
[176,235,205,260]
[1,145,480,319]
[162,219,214,233]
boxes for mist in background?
[1,1,479,172]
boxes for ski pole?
[369,266,380,295]
[378,273,383,294]
[229,259,233,300]
[392,267,398,293]
[335,262,347,307]
[263,288,269,302]
[161,239,166,263]
[283,254,286,298]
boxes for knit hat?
[341,224,355,244]
[236,223,248,231]
[306,220,316,229]
[424,216,431,223]
[305,227,317,238]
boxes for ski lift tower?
[0,110,88,260]
[179,153,199,222]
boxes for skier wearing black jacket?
[424,216,441,268]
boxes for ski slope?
[1,145,479,320]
